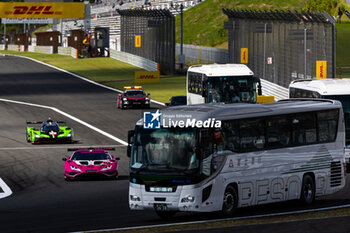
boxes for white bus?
[128,99,346,218]
[289,79,350,165]
[186,64,262,105]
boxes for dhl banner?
[316,61,327,79]
[0,2,84,19]
[135,35,141,48]
[241,48,248,63]
[135,71,160,83]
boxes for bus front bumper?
[129,183,206,212]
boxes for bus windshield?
[207,76,256,104]
[322,95,350,147]
[131,127,199,174]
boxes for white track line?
[6,54,166,106]
[74,203,350,233]
[0,98,128,146]
[0,178,12,199]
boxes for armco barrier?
[176,44,229,64]
[28,45,53,54]
[58,46,77,58]
[110,49,157,71]
[260,78,289,101]
[7,45,19,51]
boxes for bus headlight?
[130,195,141,201]
[181,196,195,203]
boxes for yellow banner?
[0,2,84,19]
[316,61,327,79]
[135,35,141,48]
[135,71,160,83]
[241,48,248,63]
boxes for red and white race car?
[63,148,119,180]
[117,86,151,109]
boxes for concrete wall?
[110,49,157,71]
[28,45,53,54]
[0,45,5,50]
[58,46,77,58]
[7,45,19,51]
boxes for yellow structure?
[256,95,275,104]
[135,71,160,83]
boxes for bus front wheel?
[222,185,238,216]
[300,174,315,205]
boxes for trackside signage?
[135,71,160,83]
[0,2,84,19]
[316,61,327,79]
[143,110,221,129]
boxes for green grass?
[0,50,185,103]
[177,0,307,47]
[176,0,347,47]
[336,22,350,68]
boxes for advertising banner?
[135,71,160,83]
[0,2,84,19]
[241,48,248,63]
[316,61,327,79]
[135,35,141,48]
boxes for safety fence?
[336,67,350,78]
[223,9,335,88]
[110,49,158,71]
[260,78,289,101]
[176,44,228,65]
[117,9,175,74]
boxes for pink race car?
[63,148,119,180]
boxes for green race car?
[26,118,74,144]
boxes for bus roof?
[137,99,341,125]
[289,78,350,95]
[187,64,254,77]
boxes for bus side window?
[239,118,265,151]
[291,113,317,145]
[317,110,339,142]
[222,121,240,152]
[267,116,291,148]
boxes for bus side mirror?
[254,76,262,96]
[127,130,135,158]
[202,89,207,98]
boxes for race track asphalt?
[0,55,350,233]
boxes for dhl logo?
[0,2,84,19]
[319,64,324,78]
[135,71,160,83]
[139,75,155,79]
[316,61,327,79]
[5,6,62,15]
